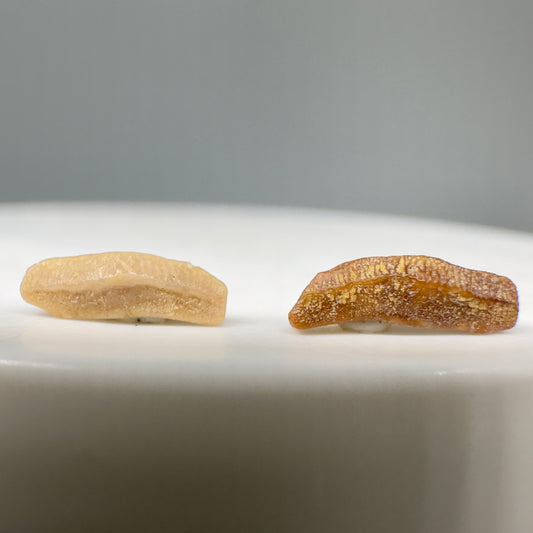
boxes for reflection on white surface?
[0,358,68,370]
[20,316,227,362]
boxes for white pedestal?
[1,204,532,532]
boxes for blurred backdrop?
[1,0,532,231]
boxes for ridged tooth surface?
[20,252,228,326]
[288,255,518,333]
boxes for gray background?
[1,0,532,231]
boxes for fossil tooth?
[20,252,228,326]
[288,255,518,333]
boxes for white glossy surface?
[2,203,532,386]
[1,203,532,532]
